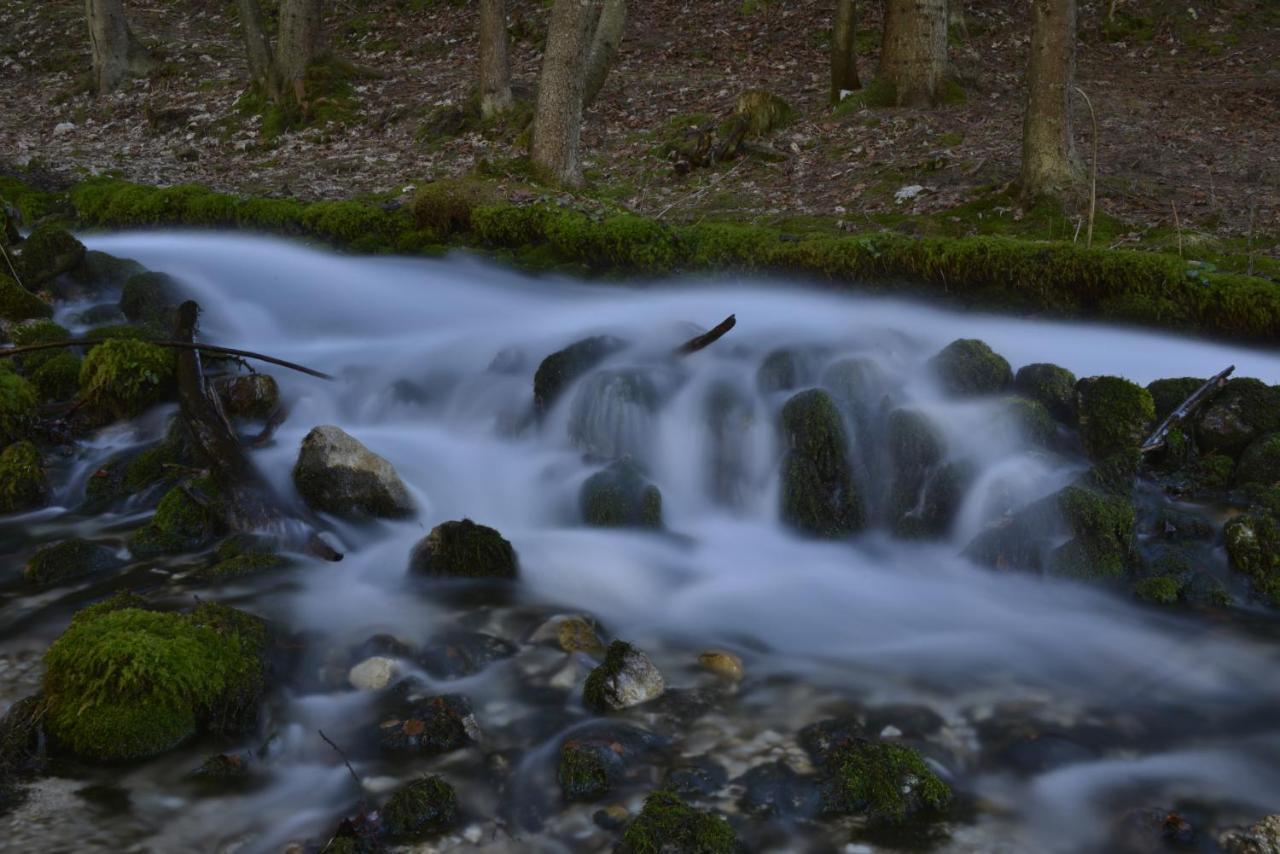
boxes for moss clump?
[833,78,899,114]
[929,339,1012,396]
[214,374,280,420]
[1146,377,1203,422]
[532,335,627,414]
[411,178,496,237]
[190,536,286,582]
[617,789,737,854]
[886,408,950,538]
[407,518,518,579]
[1196,378,1280,457]
[1224,512,1280,606]
[580,457,663,528]
[1076,376,1155,460]
[42,603,267,761]
[735,90,794,137]
[24,538,121,587]
[1015,363,1078,424]
[30,352,81,403]
[1003,396,1057,448]
[779,389,864,537]
[1133,575,1183,605]
[301,201,404,253]
[67,250,146,289]
[1048,485,1136,580]
[0,273,52,322]
[583,640,635,714]
[557,739,614,801]
[1237,433,1280,487]
[0,372,38,445]
[820,739,951,824]
[13,226,85,286]
[128,477,226,557]
[0,442,47,513]
[119,272,179,329]
[10,319,70,373]
[381,775,458,839]
[79,338,176,420]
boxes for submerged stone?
[736,760,822,819]
[779,389,863,537]
[292,425,414,519]
[381,775,458,839]
[617,788,737,854]
[68,250,146,290]
[378,692,479,756]
[24,538,123,587]
[533,335,627,414]
[583,641,665,712]
[567,367,664,460]
[407,519,518,579]
[756,347,808,394]
[417,631,517,679]
[928,339,1012,397]
[558,722,663,802]
[1076,376,1155,460]
[1014,363,1078,424]
[704,379,756,507]
[819,739,951,824]
[579,457,663,528]
[0,695,46,775]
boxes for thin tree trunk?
[531,0,598,187]
[237,0,279,99]
[277,0,324,105]
[879,0,949,107]
[478,0,515,118]
[1021,0,1083,199]
[582,0,626,109]
[85,0,154,94]
[830,0,860,105]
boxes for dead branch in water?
[674,314,736,356]
[0,337,333,380]
[1140,365,1234,454]
[318,729,362,788]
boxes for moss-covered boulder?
[189,535,287,583]
[292,426,414,519]
[214,373,280,420]
[580,457,663,528]
[41,601,268,762]
[128,477,227,557]
[79,338,176,421]
[13,227,85,286]
[407,518,518,579]
[779,389,863,537]
[67,250,146,290]
[567,368,663,459]
[533,335,627,415]
[557,723,663,802]
[756,348,809,394]
[735,90,795,137]
[886,408,963,538]
[1237,434,1280,488]
[583,640,665,712]
[381,776,458,839]
[410,178,495,236]
[617,789,737,854]
[1197,378,1280,457]
[1003,396,1057,448]
[929,339,1012,397]
[819,739,951,824]
[30,352,81,403]
[24,538,123,587]
[0,694,45,776]
[119,271,180,329]
[0,442,47,514]
[1076,376,1155,460]
[10,319,70,373]
[1014,363,1078,424]
[0,372,38,445]
[0,273,51,322]
[1146,377,1203,422]
[1224,512,1280,606]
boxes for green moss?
[381,775,458,839]
[1076,376,1155,460]
[0,273,52,322]
[780,389,863,537]
[119,272,178,329]
[24,538,121,587]
[1224,512,1280,606]
[407,518,518,579]
[735,90,794,137]
[300,201,404,252]
[1196,378,1280,456]
[1147,377,1203,422]
[29,352,79,403]
[929,339,1012,397]
[1004,396,1057,448]
[1133,575,1183,605]
[557,739,614,801]
[11,319,71,375]
[128,477,226,557]
[13,226,85,286]
[79,338,176,420]
[583,640,635,714]
[618,789,737,854]
[0,372,38,445]
[1048,485,1136,580]
[42,603,266,761]
[191,536,286,582]
[411,178,496,236]
[1237,434,1280,487]
[1015,363,1078,424]
[886,408,952,537]
[820,740,951,824]
[0,442,47,513]
[580,458,663,528]
[833,79,898,114]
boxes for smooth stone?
[349,656,398,691]
[697,650,744,681]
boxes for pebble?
[348,656,397,691]
[698,650,744,681]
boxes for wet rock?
[1147,377,1204,422]
[417,631,517,679]
[1015,363,1078,424]
[592,804,630,831]
[579,457,663,528]
[0,442,48,514]
[1237,433,1280,488]
[378,691,479,756]
[79,338,176,421]
[887,408,964,538]
[349,657,398,692]
[0,273,52,322]
[1003,396,1058,448]
[735,760,822,819]
[704,379,756,507]
[1224,512,1280,606]
[779,389,864,537]
[187,752,253,784]
[488,346,525,374]
[214,374,280,420]
[757,347,808,393]
[68,251,145,290]
[381,775,458,839]
[0,372,39,446]
[800,716,870,766]
[128,476,227,557]
[697,650,743,682]
[76,303,128,326]
[1197,379,1280,457]
[13,227,85,287]
[929,339,1012,397]
[567,367,665,459]
[666,756,729,798]
[31,352,81,403]
[556,617,605,654]
[819,739,951,824]
[865,705,945,740]
[189,535,287,583]
[557,723,663,801]
[1076,376,1156,460]
[0,695,45,774]
[1219,814,1280,854]
[533,335,627,414]
[822,357,886,413]
[292,426,414,519]
[617,789,737,854]
[1151,507,1215,542]
[1110,807,1198,853]
[407,519,518,579]
[119,271,180,329]
[24,538,123,587]
[583,641,665,712]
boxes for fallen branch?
[318,729,362,788]
[1140,365,1234,454]
[674,315,736,356]
[0,338,333,380]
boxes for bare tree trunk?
[879,0,949,107]
[237,0,280,100]
[531,0,597,187]
[830,0,860,105]
[1021,0,1083,199]
[582,0,626,109]
[478,0,515,118]
[85,0,154,94]
[277,0,324,105]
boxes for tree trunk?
[277,0,324,104]
[85,0,154,94]
[879,0,949,107]
[237,0,280,100]
[531,0,597,187]
[1021,0,1083,199]
[478,0,515,118]
[830,0,860,105]
[582,0,626,109]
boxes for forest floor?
[0,0,1277,266]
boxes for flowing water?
[3,232,1280,853]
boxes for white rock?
[348,656,397,691]
[894,184,926,202]
[591,645,665,710]
[53,122,76,135]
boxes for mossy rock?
[12,226,85,286]
[580,457,663,529]
[779,389,864,537]
[819,739,951,824]
[928,339,1012,397]
[24,538,123,587]
[735,90,795,138]
[1196,378,1280,457]
[0,273,52,322]
[1076,376,1155,460]
[67,250,146,290]
[533,335,627,415]
[756,348,809,394]
[0,442,48,514]
[1014,363,1078,424]
[377,692,478,756]
[1003,396,1057,448]
[381,775,458,839]
[1237,433,1280,488]
[0,372,38,445]
[128,477,227,557]
[557,722,663,802]
[410,178,496,237]
[583,640,665,713]
[10,319,70,373]
[1046,485,1137,580]
[30,352,81,403]
[119,271,179,329]
[1146,377,1203,422]
[886,408,962,538]
[0,694,45,775]
[408,518,518,579]
[41,602,267,761]
[292,425,414,519]
[79,338,176,421]
[189,536,287,583]
[214,373,280,420]
[1132,574,1184,605]
[617,789,737,854]
[1224,512,1280,606]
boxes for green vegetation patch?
[618,789,737,854]
[79,338,176,420]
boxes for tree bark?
[879,0,949,107]
[85,0,154,94]
[531,0,598,187]
[237,0,280,100]
[830,0,860,105]
[1021,0,1083,199]
[277,0,324,104]
[582,0,626,109]
[478,0,515,118]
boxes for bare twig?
[1072,86,1099,249]
[0,243,26,290]
[318,729,362,788]
[0,338,333,380]
[674,314,736,356]
[1140,366,1234,454]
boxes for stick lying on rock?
[0,337,333,380]
[674,314,736,356]
[1140,365,1234,454]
